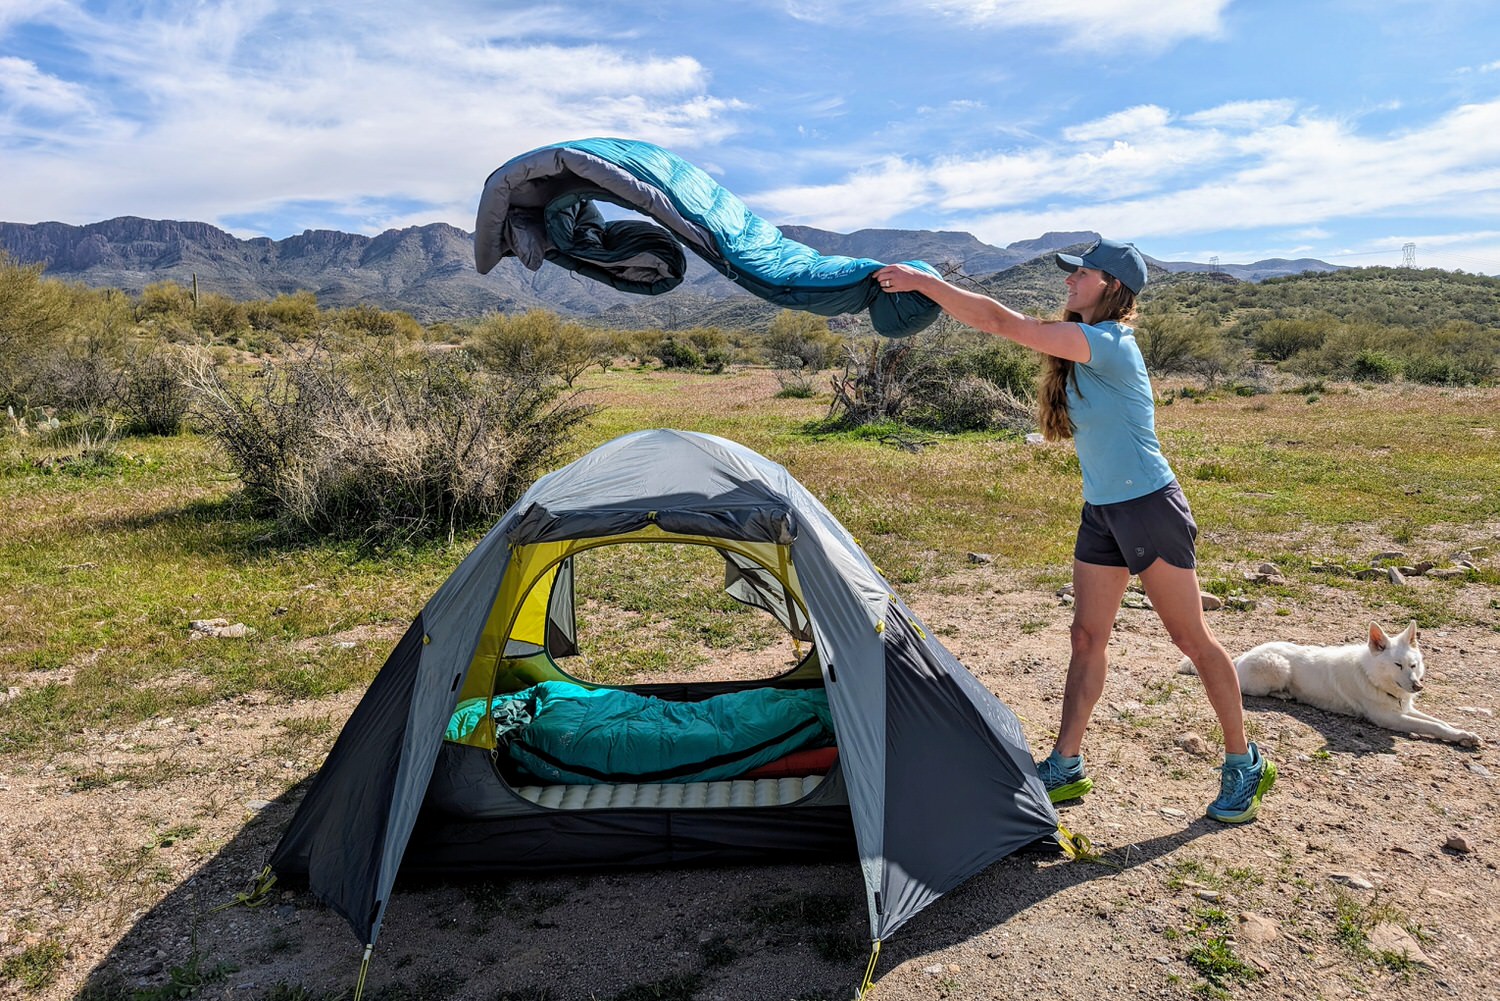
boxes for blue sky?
[3,0,1500,273]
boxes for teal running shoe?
[1036,751,1093,804]
[1206,742,1276,824]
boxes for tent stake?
[856,939,882,998]
[352,944,373,1001]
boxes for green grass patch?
[1185,934,1259,991]
[1,939,66,992]
[1332,890,1426,974]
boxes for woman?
[874,239,1275,823]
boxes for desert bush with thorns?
[185,344,596,545]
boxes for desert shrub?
[683,327,732,372]
[905,372,1034,433]
[1282,317,1498,385]
[35,292,135,419]
[763,311,841,370]
[135,281,196,322]
[1251,317,1328,360]
[469,309,601,385]
[1287,323,1396,381]
[654,335,702,370]
[1401,321,1499,385]
[1403,354,1478,385]
[185,346,595,545]
[1134,304,1234,376]
[947,340,1039,396]
[1349,349,1401,382]
[194,292,247,338]
[774,367,819,398]
[0,253,72,409]
[333,303,424,340]
[246,290,321,335]
[119,345,193,435]
[826,334,1036,433]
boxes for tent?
[266,428,1059,971]
[473,137,942,337]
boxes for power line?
[1323,249,1402,259]
[1321,246,1499,273]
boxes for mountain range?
[0,216,1340,327]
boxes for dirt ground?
[3,557,1498,1001]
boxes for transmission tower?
[1209,255,1220,274]
[1401,242,1416,268]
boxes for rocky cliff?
[0,217,1335,326]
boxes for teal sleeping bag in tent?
[448,682,835,785]
[473,137,943,337]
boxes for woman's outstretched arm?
[874,263,1090,363]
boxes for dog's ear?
[1368,621,1390,652]
[1405,619,1420,645]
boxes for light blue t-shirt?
[1067,321,1175,505]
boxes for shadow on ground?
[75,772,1229,1001]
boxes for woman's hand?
[873,263,931,294]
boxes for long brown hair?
[1037,280,1138,440]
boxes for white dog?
[1179,621,1482,747]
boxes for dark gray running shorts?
[1074,481,1197,574]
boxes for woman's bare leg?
[1055,559,1132,757]
[1138,558,1248,755]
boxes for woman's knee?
[1174,633,1227,668]
[1070,619,1111,658]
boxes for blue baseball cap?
[1055,238,1148,294]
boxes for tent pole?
[777,545,801,658]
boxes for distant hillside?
[1154,256,1342,282]
[0,216,1339,327]
[1146,265,1500,329]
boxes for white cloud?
[781,0,845,22]
[925,0,1232,48]
[1064,105,1172,142]
[1185,100,1296,129]
[750,158,934,230]
[0,56,92,115]
[0,0,67,34]
[0,2,746,234]
[758,93,1500,263]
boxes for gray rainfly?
[266,428,1060,983]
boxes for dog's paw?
[1458,731,1483,748]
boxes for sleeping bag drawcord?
[856,939,882,998]
[209,865,277,913]
[352,944,373,1001]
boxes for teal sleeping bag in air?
[448,681,835,784]
[474,137,942,337]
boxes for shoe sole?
[1047,777,1093,804]
[1207,760,1277,824]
